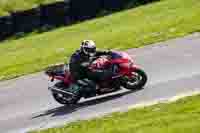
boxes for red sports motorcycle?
[45,51,147,105]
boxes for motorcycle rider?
[69,40,115,92]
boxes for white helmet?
[80,40,96,56]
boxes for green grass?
[0,0,63,16]
[30,94,200,133]
[1,0,200,80]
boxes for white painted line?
[127,90,200,110]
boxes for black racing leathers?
[69,50,111,81]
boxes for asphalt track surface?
[0,33,200,133]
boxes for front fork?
[118,64,139,84]
[126,64,140,78]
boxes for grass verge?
[30,94,200,133]
[0,0,200,80]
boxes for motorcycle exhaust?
[48,86,74,96]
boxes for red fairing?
[47,51,140,87]
[89,51,137,77]
[111,52,134,76]
[111,58,129,64]
[90,57,110,70]
[63,71,74,85]
[53,71,74,85]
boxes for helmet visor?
[84,47,96,54]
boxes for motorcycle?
[45,51,147,105]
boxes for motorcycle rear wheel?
[51,82,81,105]
[52,92,81,105]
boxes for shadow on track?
[32,88,143,119]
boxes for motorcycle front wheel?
[122,68,147,90]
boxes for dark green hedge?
[0,0,159,41]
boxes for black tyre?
[123,68,147,90]
[52,92,81,105]
[51,82,81,105]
